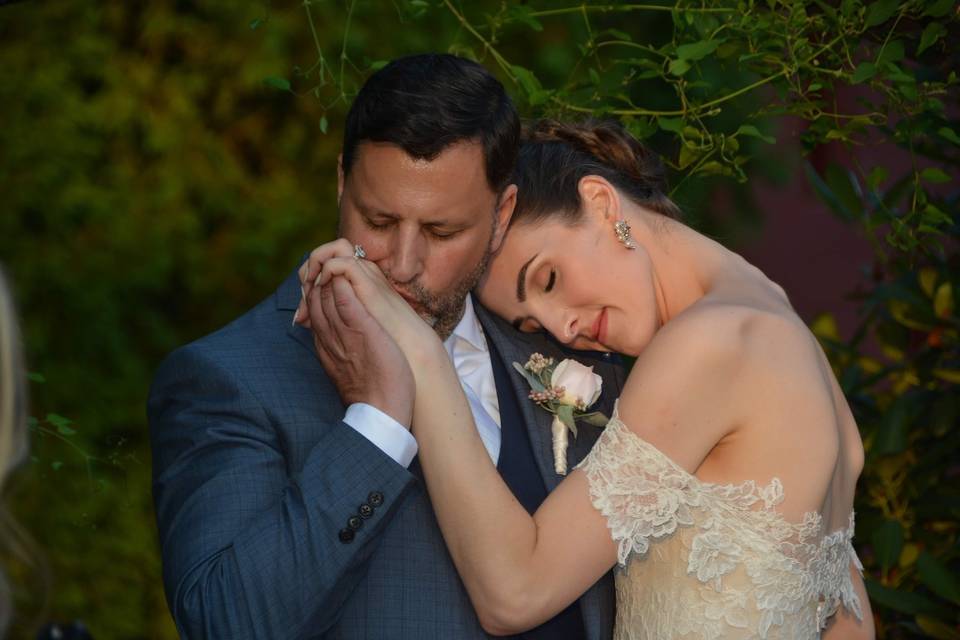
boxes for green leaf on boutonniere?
[513,362,546,392]
[557,404,577,437]
[579,411,610,427]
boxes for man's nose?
[382,228,425,284]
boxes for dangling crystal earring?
[614,220,637,250]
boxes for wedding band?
[353,244,366,260]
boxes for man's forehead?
[346,141,496,218]
[357,141,484,176]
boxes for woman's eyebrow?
[516,253,538,302]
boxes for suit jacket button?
[347,515,363,530]
[368,491,384,507]
[358,503,374,519]
[338,528,355,543]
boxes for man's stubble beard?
[391,246,491,341]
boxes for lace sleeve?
[576,413,702,566]
[817,518,865,628]
[844,543,865,619]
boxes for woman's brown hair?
[510,119,681,226]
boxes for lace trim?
[577,405,863,636]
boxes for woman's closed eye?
[544,268,556,293]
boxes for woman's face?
[477,210,662,356]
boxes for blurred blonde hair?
[0,267,28,495]
[0,266,29,633]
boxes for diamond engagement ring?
[353,244,366,259]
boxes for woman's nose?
[546,312,578,344]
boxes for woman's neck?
[629,208,732,325]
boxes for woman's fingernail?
[292,307,301,326]
[313,272,323,288]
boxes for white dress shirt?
[342,296,502,466]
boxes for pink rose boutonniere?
[513,353,609,475]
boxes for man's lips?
[395,291,437,324]
[395,290,420,308]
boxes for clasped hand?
[294,240,440,427]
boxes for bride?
[299,119,874,639]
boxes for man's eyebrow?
[356,202,398,218]
[516,253,538,303]
[357,202,459,227]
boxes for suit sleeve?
[148,343,417,639]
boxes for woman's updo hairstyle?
[510,118,681,226]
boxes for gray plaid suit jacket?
[149,266,625,639]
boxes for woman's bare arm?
[406,310,748,633]
[408,340,617,633]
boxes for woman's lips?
[593,308,608,345]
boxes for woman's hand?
[295,240,441,367]
[294,239,359,329]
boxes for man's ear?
[337,154,345,204]
[490,184,518,253]
[578,175,619,226]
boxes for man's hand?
[296,239,442,369]
[306,274,415,429]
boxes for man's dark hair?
[342,53,520,193]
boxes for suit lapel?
[275,265,328,356]
[288,322,317,355]
[475,300,566,493]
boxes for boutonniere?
[513,353,609,475]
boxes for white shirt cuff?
[342,403,418,468]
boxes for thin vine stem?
[31,425,100,484]
[527,4,736,17]
[595,40,668,58]
[301,0,328,79]
[446,2,848,122]
[339,0,356,91]
[551,30,849,119]
[442,0,517,82]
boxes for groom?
[149,54,623,639]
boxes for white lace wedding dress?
[577,407,864,639]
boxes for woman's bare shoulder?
[615,302,777,472]
[642,298,806,367]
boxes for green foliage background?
[0,1,956,638]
